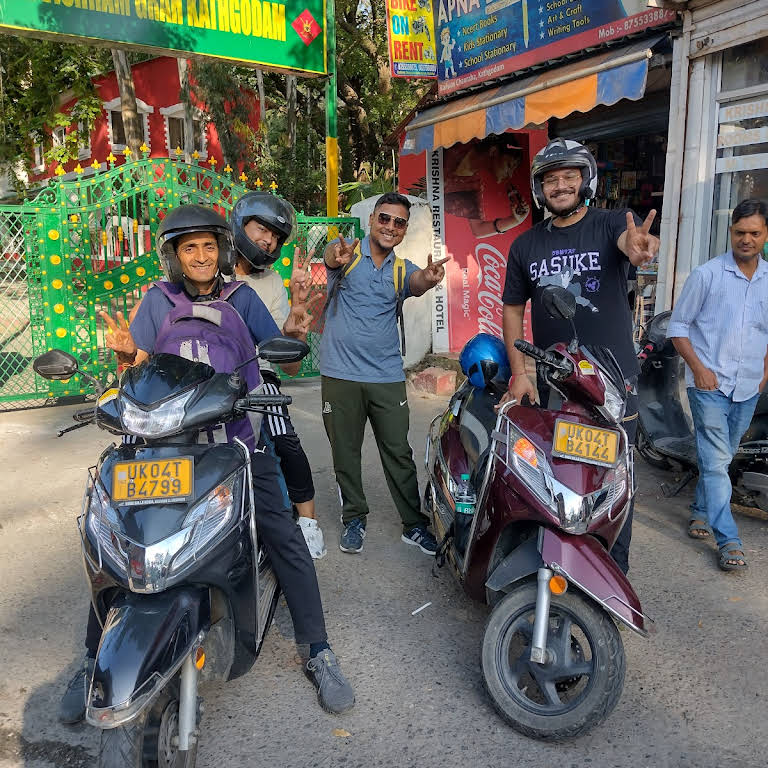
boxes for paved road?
[0,379,766,767]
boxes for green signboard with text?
[0,0,327,75]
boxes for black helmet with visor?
[530,138,598,212]
[231,192,297,270]
[156,204,236,284]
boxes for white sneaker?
[298,517,327,560]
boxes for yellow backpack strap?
[320,242,363,323]
[346,243,363,276]
[393,256,406,297]
[393,256,406,356]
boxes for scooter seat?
[654,436,698,465]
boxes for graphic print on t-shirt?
[539,270,599,314]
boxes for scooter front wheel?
[97,683,198,768]
[481,584,625,741]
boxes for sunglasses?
[377,212,408,230]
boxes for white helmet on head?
[530,138,598,211]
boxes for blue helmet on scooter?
[459,333,511,389]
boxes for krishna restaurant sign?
[386,0,438,79]
[0,0,327,75]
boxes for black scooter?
[33,337,307,768]
[636,311,768,509]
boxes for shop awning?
[402,37,664,156]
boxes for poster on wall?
[434,0,676,96]
[386,0,438,78]
[401,129,547,353]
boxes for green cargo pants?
[321,376,429,532]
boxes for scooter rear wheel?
[97,683,198,768]
[481,584,625,741]
[636,423,672,470]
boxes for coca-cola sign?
[399,129,546,353]
[476,244,506,337]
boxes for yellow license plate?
[112,457,194,503]
[553,420,619,467]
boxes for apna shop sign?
[435,0,676,96]
[0,0,327,75]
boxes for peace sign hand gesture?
[622,210,660,266]
[289,245,314,306]
[422,252,451,287]
[99,310,137,364]
[328,236,360,268]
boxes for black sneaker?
[59,656,95,724]
[339,517,366,554]
[305,649,355,714]
[401,525,437,555]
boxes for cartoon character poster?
[400,128,547,352]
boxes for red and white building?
[27,56,260,184]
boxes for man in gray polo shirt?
[321,192,448,555]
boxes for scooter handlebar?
[514,340,572,373]
[235,394,293,409]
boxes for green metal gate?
[0,155,362,409]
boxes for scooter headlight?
[84,475,129,576]
[595,373,626,424]
[120,389,194,438]
[167,470,242,576]
[504,422,553,507]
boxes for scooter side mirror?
[542,286,577,321]
[258,335,310,364]
[33,349,80,380]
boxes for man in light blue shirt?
[667,199,768,571]
[320,193,448,556]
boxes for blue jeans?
[687,388,759,550]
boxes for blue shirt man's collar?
[722,250,768,281]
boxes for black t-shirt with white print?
[502,206,640,379]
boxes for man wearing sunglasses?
[321,192,449,556]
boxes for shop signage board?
[434,0,676,96]
[386,0,438,78]
[718,126,768,149]
[0,0,327,75]
[715,152,768,175]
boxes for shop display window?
[710,39,768,259]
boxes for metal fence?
[0,155,362,409]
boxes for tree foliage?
[0,38,112,186]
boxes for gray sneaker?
[339,517,366,554]
[401,525,438,555]
[305,649,355,714]
[59,656,95,724]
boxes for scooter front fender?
[86,587,208,728]
[486,528,652,636]
[540,528,652,636]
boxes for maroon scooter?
[425,286,652,741]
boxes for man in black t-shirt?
[501,138,659,574]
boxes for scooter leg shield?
[539,528,652,636]
[87,587,208,728]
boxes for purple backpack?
[153,281,263,450]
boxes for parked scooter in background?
[636,311,768,509]
[33,337,307,768]
[425,286,651,741]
